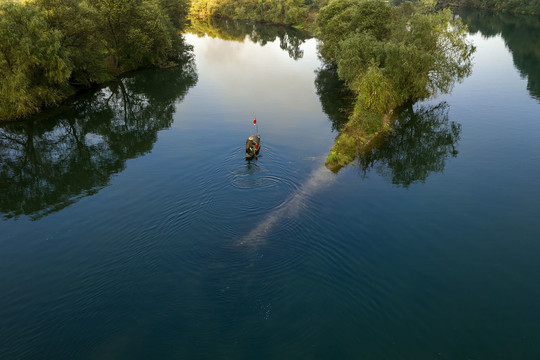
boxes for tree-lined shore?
[0,0,191,121]
[189,0,328,29]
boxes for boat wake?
[238,164,335,247]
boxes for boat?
[245,117,261,160]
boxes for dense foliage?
[436,0,540,15]
[0,2,72,120]
[317,0,474,171]
[0,0,190,121]
[189,0,328,27]
[318,0,474,116]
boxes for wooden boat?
[245,117,261,160]
[245,133,261,160]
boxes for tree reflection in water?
[459,10,540,101]
[188,17,310,60]
[0,55,198,220]
[358,103,461,187]
[315,67,461,186]
[314,65,355,132]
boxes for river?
[1,12,539,359]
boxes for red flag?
[253,119,257,125]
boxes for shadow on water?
[458,9,540,101]
[188,17,311,60]
[315,66,462,187]
[0,55,198,220]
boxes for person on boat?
[246,137,255,157]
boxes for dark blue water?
[1,14,540,359]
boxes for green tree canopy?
[318,0,474,172]
[0,1,72,120]
[93,0,186,72]
[317,0,475,116]
[35,0,106,86]
[0,0,191,121]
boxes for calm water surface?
[1,13,540,359]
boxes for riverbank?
[0,0,190,122]
[0,59,191,123]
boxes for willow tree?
[0,1,72,120]
[317,0,475,171]
[36,0,107,87]
[0,0,191,121]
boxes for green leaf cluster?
[317,0,475,116]
[92,0,188,72]
[0,2,71,120]
[0,0,191,121]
